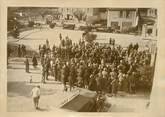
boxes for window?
[155,9,157,16]
[111,22,119,29]
[122,22,132,30]
[87,8,89,12]
[120,11,123,18]
[149,10,152,16]
[126,11,130,18]
[123,11,126,18]
[147,28,153,35]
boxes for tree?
[7,8,21,38]
[73,10,86,22]
[40,8,61,20]
[84,32,97,44]
[137,8,142,34]
[40,10,51,19]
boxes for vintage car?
[63,23,75,30]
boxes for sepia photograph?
[7,7,157,112]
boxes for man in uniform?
[96,72,103,93]
[32,54,38,68]
[43,55,50,81]
[25,56,29,73]
[41,64,46,83]
[68,64,76,91]
[59,33,62,40]
[18,44,21,57]
[52,61,57,81]
[61,64,68,91]
[129,72,136,94]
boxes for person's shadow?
[36,107,49,112]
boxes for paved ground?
[107,95,149,112]
[8,27,151,52]
[7,28,151,112]
[7,58,81,112]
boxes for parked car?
[96,27,108,32]
[74,23,86,30]
[79,26,92,32]
[91,24,108,32]
[63,23,75,30]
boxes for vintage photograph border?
[1,0,165,117]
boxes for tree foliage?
[84,32,97,43]
[73,10,87,21]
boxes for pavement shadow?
[42,82,62,85]
[7,81,35,97]
[7,66,25,70]
[29,81,42,84]
[7,81,58,97]
[41,88,57,96]
[29,72,41,75]
[22,37,46,40]
[37,107,49,112]
[7,66,41,73]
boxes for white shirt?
[31,87,40,98]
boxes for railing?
[59,89,80,108]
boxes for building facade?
[107,8,138,32]
[140,8,157,38]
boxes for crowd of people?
[25,33,154,96]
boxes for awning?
[141,16,156,24]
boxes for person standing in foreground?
[31,85,41,109]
